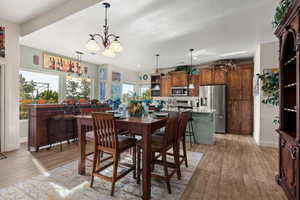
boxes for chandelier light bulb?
[85,38,100,54]
[102,48,116,57]
[110,39,123,53]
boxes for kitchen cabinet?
[161,76,171,97]
[199,68,226,85]
[214,68,226,84]
[227,64,253,135]
[189,74,199,96]
[199,69,213,85]
[171,71,188,87]
[227,100,252,134]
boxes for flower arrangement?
[128,100,144,117]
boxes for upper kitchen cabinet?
[189,74,199,96]
[171,71,188,86]
[199,68,226,85]
[214,68,226,84]
[199,69,213,85]
[227,64,253,100]
[161,75,171,97]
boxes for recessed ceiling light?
[220,51,248,57]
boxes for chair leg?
[182,138,188,168]
[191,122,196,145]
[111,154,119,196]
[132,145,137,179]
[90,149,99,188]
[151,152,156,172]
[162,152,171,194]
[173,143,181,180]
[136,146,141,184]
[188,122,192,148]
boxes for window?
[122,83,135,96]
[19,70,59,119]
[140,85,150,96]
[66,77,92,101]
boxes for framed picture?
[112,72,121,82]
[0,27,5,58]
[43,54,87,75]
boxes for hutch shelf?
[274,0,300,199]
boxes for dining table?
[75,114,167,200]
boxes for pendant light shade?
[188,48,195,89]
[85,38,100,54]
[109,37,123,53]
[102,48,116,57]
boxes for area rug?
[0,151,202,200]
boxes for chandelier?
[85,2,123,58]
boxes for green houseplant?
[257,71,279,123]
[273,0,293,27]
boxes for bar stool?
[177,106,196,147]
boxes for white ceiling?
[20,0,278,72]
[0,0,70,24]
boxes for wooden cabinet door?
[227,100,253,134]
[161,76,171,96]
[189,74,199,96]
[239,100,252,134]
[240,66,253,99]
[227,69,242,100]
[199,69,213,85]
[280,139,297,192]
[213,69,226,84]
[171,71,187,86]
[227,100,240,132]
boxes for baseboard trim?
[19,137,27,144]
[258,141,278,148]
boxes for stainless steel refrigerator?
[199,85,226,133]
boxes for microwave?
[171,87,188,96]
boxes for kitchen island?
[162,108,215,145]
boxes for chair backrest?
[178,111,190,139]
[80,107,112,115]
[92,112,118,150]
[163,111,180,147]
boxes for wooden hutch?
[275,0,300,199]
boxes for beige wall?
[101,64,141,98]
[0,18,20,152]
[254,41,279,147]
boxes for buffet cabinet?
[26,104,110,152]
[274,0,300,199]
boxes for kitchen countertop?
[161,107,215,114]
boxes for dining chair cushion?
[137,135,164,151]
[86,129,131,142]
[117,135,137,150]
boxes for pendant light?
[188,49,195,89]
[85,2,122,57]
[153,54,160,90]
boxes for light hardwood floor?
[0,134,287,200]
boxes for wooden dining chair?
[136,111,180,194]
[90,112,137,196]
[167,111,190,169]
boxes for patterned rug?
[0,151,202,200]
